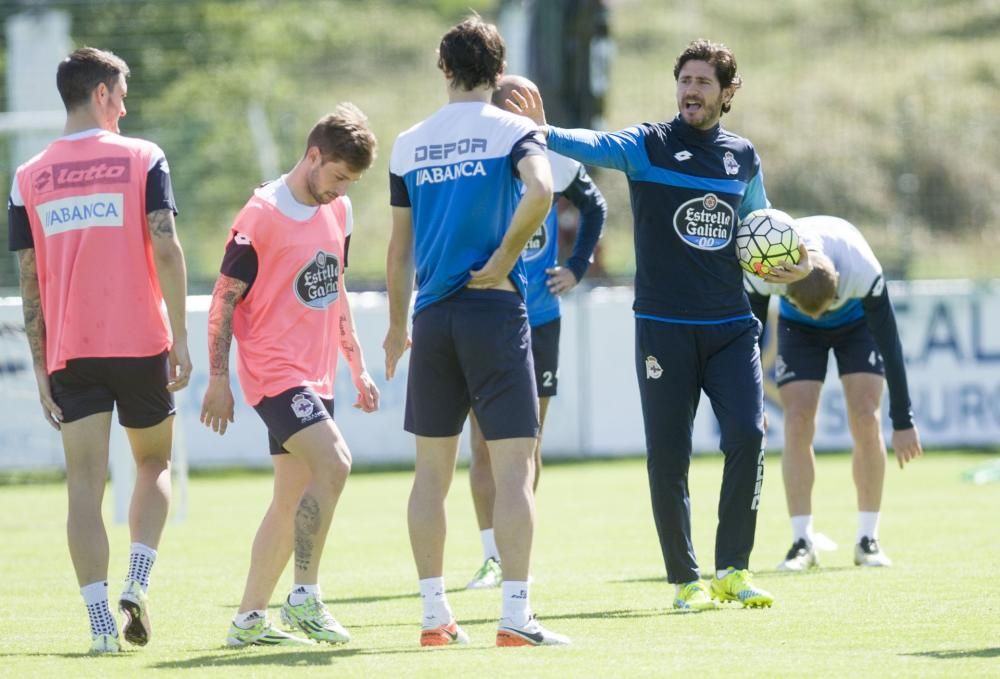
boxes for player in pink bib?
[200,105,379,647]
[8,48,191,654]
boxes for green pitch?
[0,452,997,678]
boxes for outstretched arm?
[148,208,192,391]
[17,249,61,429]
[338,276,379,412]
[200,274,247,435]
[506,87,646,173]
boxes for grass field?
[1,452,997,678]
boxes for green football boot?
[710,568,774,608]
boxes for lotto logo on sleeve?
[35,193,125,237]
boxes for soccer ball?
[735,209,801,277]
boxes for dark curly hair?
[437,14,506,92]
[673,39,742,114]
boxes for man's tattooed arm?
[146,208,188,341]
[18,249,63,429]
[337,275,379,412]
[17,249,45,368]
[147,208,177,238]
[337,276,366,379]
[207,274,248,377]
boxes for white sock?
[418,577,452,627]
[480,528,500,563]
[127,542,158,591]
[716,569,732,580]
[500,580,531,627]
[858,512,880,542]
[234,609,267,629]
[790,515,814,544]
[81,580,117,637]
[288,583,321,606]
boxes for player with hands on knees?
[745,215,922,572]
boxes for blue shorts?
[253,386,334,455]
[405,288,539,440]
[531,317,560,398]
[50,351,174,428]
[774,317,884,386]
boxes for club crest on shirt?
[672,193,735,251]
[722,151,740,176]
[522,223,548,261]
[294,250,340,309]
[645,355,663,379]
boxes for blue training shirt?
[389,102,546,315]
[547,115,768,323]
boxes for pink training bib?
[16,131,171,372]
[230,188,349,406]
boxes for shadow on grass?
[754,566,854,576]
[449,606,691,627]
[220,590,433,610]
[901,647,1000,660]
[0,649,146,659]
[611,565,853,585]
[151,644,474,669]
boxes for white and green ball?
[736,209,801,277]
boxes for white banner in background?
[2,280,998,470]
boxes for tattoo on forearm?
[17,251,46,366]
[294,493,321,572]
[207,275,247,376]
[339,313,355,362]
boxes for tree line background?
[1,0,997,292]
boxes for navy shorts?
[254,386,334,455]
[50,351,174,428]
[774,317,884,386]
[405,288,539,440]
[531,318,560,398]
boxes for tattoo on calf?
[294,493,322,572]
